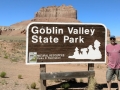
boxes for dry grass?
[0,36,26,63]
[87,76,96,90]
[0,35,25,41]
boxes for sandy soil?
[0,56,119,90]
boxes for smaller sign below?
[26,22,107,65]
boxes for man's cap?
[110,35,116,39]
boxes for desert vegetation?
[0,36,26,63]
[0,71,6,78]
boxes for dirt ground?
[0,57,119,90]
[0,36,120,90]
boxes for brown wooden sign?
[26,22,107,64]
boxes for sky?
[0,0,120,36]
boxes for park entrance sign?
[26,22,107,64]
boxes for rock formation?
[31,5,78,22]
[107,29,110,37]
[0,29,2,35]
[35,5,77,19]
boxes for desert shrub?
[54,79,62,82]
[26,84,30,89]
[87,76,96,90]
[97,65,102,69]
[0,79,7,85]
[31,82,36,89]
[14,81,19,86]
[0,71,6,78]
[80,78,84,83]
[18,74,22,79]
[60,83,70,90]
[4,53,8,59]
[10,57,18,62]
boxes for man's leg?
[107,81,112,90]
[116,69,120,90]
[106,67,114,90]
[117,80,120,90]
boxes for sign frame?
[26,22,107,65]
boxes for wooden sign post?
[40,64,46,90]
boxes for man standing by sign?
[106,35,120,90]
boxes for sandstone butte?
[0,5,110,38]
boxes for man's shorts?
[106,67,120,81]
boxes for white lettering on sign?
[64,36,84,43]
[31,26,63,34]
[31,26,96,44]
[31,26,38,34]
[32,35,38,43]
[32,35,59,43]
[67,27,95,36]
